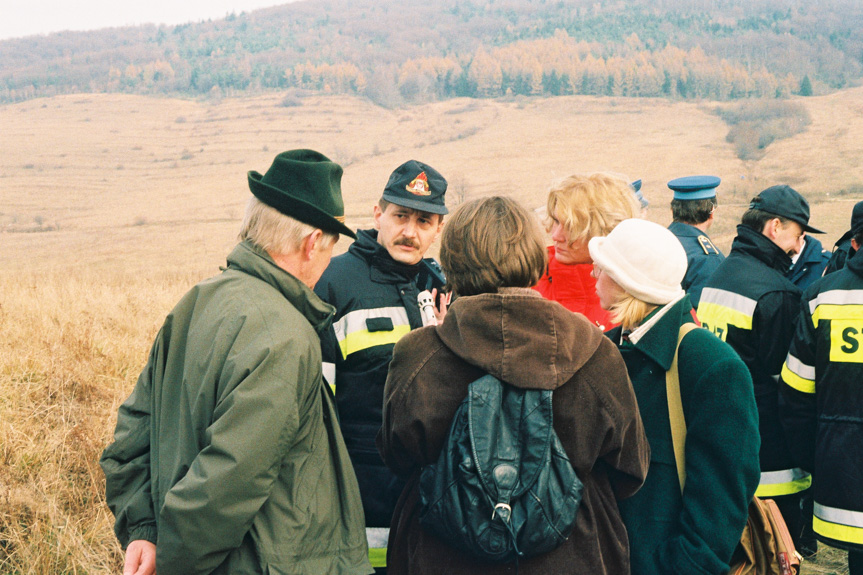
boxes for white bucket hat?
[588,218,687,305]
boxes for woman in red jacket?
[533,172,641,330]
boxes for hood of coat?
[226,240,336,334]
[847,245,863,278]
[435,287,605,390]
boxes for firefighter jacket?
[668,221,725,309]
[697,224,810,498]
[779,247,863,551]
[314,229,425,567]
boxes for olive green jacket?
[100,241,373,575]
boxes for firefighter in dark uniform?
[824,200,863,275]
[697,185,825,550]
[779,219,863,574]
[314,160,448,574]
[667,175,724,309]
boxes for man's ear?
[303,229,324,260]
[373,204,383,230]
[764,218,781,240]
[852,238,860,251]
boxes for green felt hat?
[248,149,356,239]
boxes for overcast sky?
[0,0,293,41]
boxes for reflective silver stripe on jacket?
[759,468,810,486]
[367,527,390,547]
[809,289,863,314]
[815,503,863,529]
[785,353,816,381]
[700,287,758,316]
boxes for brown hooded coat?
[378,288,650,574]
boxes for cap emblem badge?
[406,172,431,196]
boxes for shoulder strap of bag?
[666,322,700,493]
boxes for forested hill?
[2,0,862,105]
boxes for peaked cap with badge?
[668,175,721,200]
[749,185,824,234]
[382,160,448,215]
[248,149,356,239]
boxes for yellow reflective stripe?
[811,303,863,324]
[339,325,411,358]
[366,527,389,568]
[697,302,754,330]
[333,307,411,359]
[814,516,863,545]
[781,356,816,394]
[368,547,387,568]
[755,468,812,497]
[697,289,756,341]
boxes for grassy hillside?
[1,91,861,572]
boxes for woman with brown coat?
[377,196,650,574]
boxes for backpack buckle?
[492,503,512,521]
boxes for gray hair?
[238,196,337,254]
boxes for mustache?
[394,238,420,249]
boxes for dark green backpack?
[418,374,583,563]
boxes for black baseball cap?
[381,160,448,215]
[749,185,824,234]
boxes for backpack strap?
[666,323,699,493]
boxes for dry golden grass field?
[1,89,862,573]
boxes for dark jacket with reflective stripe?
[314,229,424,528]
[697,225,803,477]
[779,248,863,550]
[668,222,725,309]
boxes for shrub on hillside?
[716,100,811,161]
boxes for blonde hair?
[608,291,658,331]
[239,196,337,255]
[441,196,547,296]
[545,173,640,244]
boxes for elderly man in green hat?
[100,150,374,575]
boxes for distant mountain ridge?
[1,0,861,105]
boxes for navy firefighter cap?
[667,175,721,200]
[381,160,448,215]
[749,185,824,234]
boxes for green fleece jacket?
[608,297,760,575]
[100,240,373,575]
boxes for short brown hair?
[671,197,717,225]
[440,196,547,296]
[545,173,640,244]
